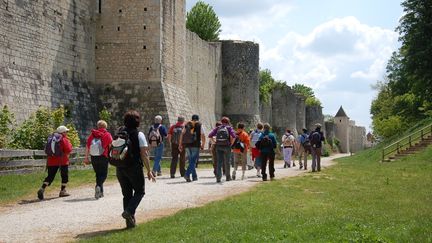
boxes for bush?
[0,105,15,148]
[322,144,331,157]
[11,106,80,149]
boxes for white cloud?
[262,17,398,88]
[186,1,400,128]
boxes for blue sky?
[186,0,403,130]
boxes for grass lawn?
[83,146,432,242]
[0,159,212,204]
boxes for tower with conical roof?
[334,106,350,153]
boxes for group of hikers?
[35,110,325,229]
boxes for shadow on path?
[18,197,58,205]
[75,227,128,240]
[64,197,96,203]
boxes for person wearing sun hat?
[37,125,73,200]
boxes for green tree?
[371,0,432,138]
[292,83,315,97]
[292,83,322,107]
[259,69,277,104]
[186,1,221,41]
[397,0,432,104]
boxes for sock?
[41,182,48,189]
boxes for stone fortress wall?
[0,0,365,150]
[0,0,97,135]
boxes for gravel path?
[0,154,347,243]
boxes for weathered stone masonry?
[0,0,97,136]
[0,0,365,150]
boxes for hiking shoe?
[59,190,70,197]
[232,171,236,180]
[95,186,102,199]
[184,175,191,182]
[122,211,136,229]
[192,177,198,181]
[157,172,162,176]
[37,188,44,200]
[216,178,221,183]
[293,162,296,167]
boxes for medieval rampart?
[0,0,97,136]
[0,0,332,147]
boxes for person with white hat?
[147,115,167,176]
[37,125,73,200]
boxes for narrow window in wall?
[143,25,146,30]
[117,26,120,31]
[143,45,146,49]
[101,25,103,29]
[119,9,122,13]
[98,0,102,13]
[95,45,98,49]
[144,7,147,11]
[147,67,150,70]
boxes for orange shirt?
[233,129,250,153]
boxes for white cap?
[56,125,70,133]
[154,115,162,123]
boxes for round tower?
[334,106,350,153]
[220,40,260,127]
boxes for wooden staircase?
[382,123,432,162]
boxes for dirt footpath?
[0,154,348,243]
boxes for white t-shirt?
[138,132,148,148]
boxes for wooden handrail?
[382,122,432,161]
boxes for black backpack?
[231,133,245,152]
[260,135,273,149]
[216,126,230,146]
[171,125,183,145]
[310,131,321,147]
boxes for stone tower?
[95,0,189,130]
[221,40,260,127]
[271,85,297,139]
[334,106,350,153]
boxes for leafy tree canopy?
[259,69,277,104]
[292,83,321,107]
[371,0,432,138]
[186,1,221,41]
